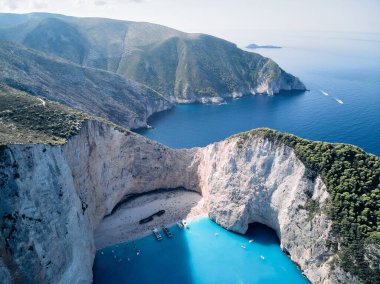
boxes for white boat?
[182,219,189,229]
[249,240,254,243]
[153,228,163,241]
[260,255,265,260]
[177,221,183,229]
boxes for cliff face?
[0,121,370,284]
[0,121,199,283]
[196,136,360,284]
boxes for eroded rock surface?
[0,121,366,283]
[197,136,360,284]
[0,121,199,283]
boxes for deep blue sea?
[94,218,309,284]
[137,30,380,156]
[94,31,380,283]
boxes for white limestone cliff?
[0,121,362,284]
[196,136,360,284]
[0,121,199,283]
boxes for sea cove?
[93,218,309,284]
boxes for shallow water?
[93,218,309,284]
[137,31,380,156]
[94,31,380,283]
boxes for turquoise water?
[137,31,380,156]
[94,31,379,283]
[93,218,309,284]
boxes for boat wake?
[320,90,343,104]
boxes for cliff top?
[0,85,118,145]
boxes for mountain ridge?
[0,13,306,103]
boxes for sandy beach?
[94,189,207,249]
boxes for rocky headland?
[1,118,379,284]
[0,13,306,129]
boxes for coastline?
[94,189,207,249]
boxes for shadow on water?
[242,222,281,246]
[93,224,195,284]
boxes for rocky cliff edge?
[1,121,377,283]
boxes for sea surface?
[137,30,380,156]
[93,218,309,284]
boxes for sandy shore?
[94,189,207,249]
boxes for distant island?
[246,43,282,49]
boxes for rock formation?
[1,121,377,283]
[197,136,361,284]
[0,121,198,283]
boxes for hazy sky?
[1,0,379,35]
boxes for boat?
[153,228,163,241]
[260,255,265,260]
[156,210,165,216]
[163,227,173,238]
[182,219,189,229]
[177,221,183,229]
[139,210,165,225]
[249,239,254,243]
[139,215,154,224]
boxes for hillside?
[0,41,172,129]
[0,13,306,102]
[0,85,112,145]
[231,129,380,284]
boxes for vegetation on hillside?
[120,34,303,99]
[232,128,380,284]
[0,13,305,101]
[0,41,171,130]
[0,85,98,145]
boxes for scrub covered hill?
[0,13,306,102]
[233,129,380,284]
[0,41,172,130]
[0,85,114,145]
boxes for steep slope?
[0,13,306,102]
[1,109,379,284]
[199,129,380,284]
[119,34,305,101]
[0,42,172,129]
[0,120,199,283]
[23,17,90,65]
